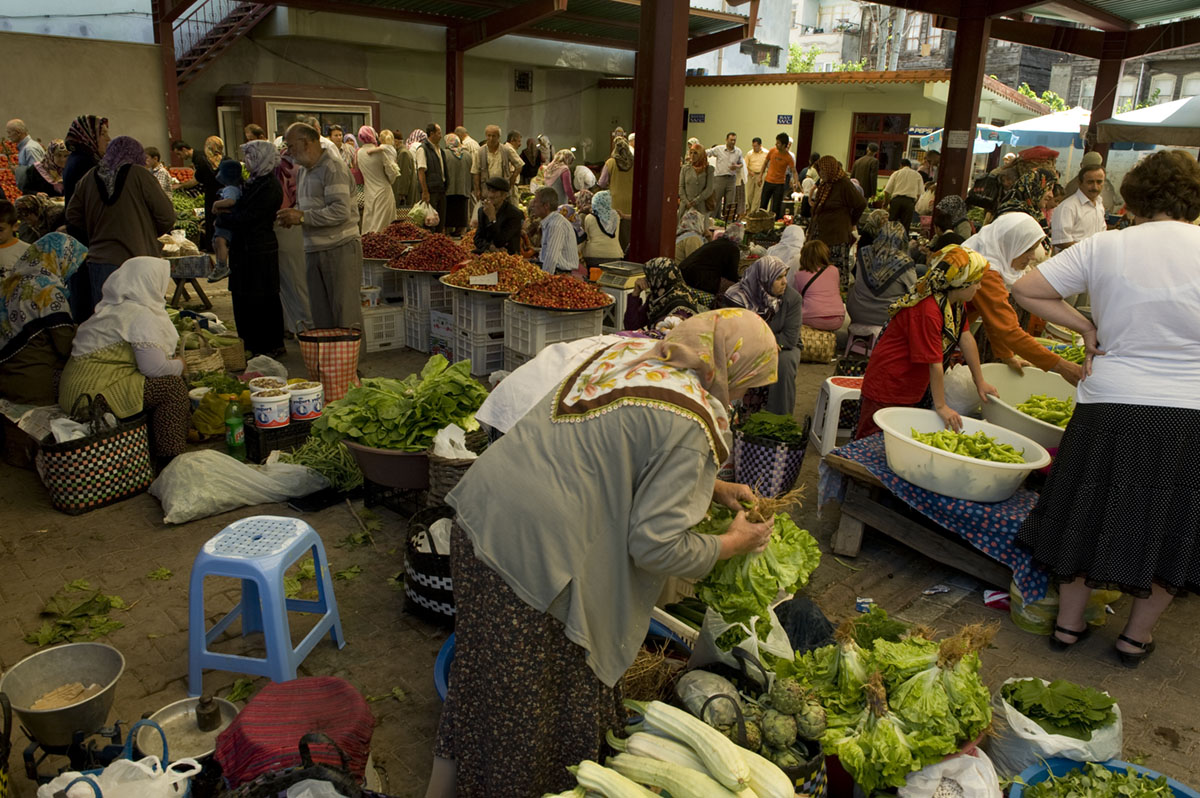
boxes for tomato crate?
[404,307,431,353]
[403,272,453,312]
[503,301,605,357]
[453,289,505,335]
[453,329,505,376]
[503,347,533,371]
[362,258,404,301]
[363,305,405,353]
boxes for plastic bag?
[773,595,835,654]
[149,449,329,524]
[191,390,230,437]
[915,188,936,216]
[246,355,288,379]
[431,424,476,460]
[983,676,1123,779]
[408,201,432,227]
[38,756,201,798]
[690,606,792,679]
[1008,581,1121,636]
[943,364,981,416]
[900,748,1002,798]
[674,670,744,726]
[288,779,351,798]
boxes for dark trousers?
[760,181,788,220]
[889,195,916,232]
[68,260,120,323]
[427,190,447,233]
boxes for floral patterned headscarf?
[203,135,225,168]
[996,168,1058,233]
[241,139,280,179]
[95,136,145,198]
[811,155,847,216]
[0,233,88,361]
[35,140,68,193]
[643,256,714,326]
[889,244,988,364]
[552,309,778,463]
[65,116,108,158]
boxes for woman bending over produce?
[1013,149,1200,668]
[427,310,779,798]
[855,245,998,439]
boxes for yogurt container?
[251,388,291,428]
[360,285,382,307]
[289,381,324,420]
[188,386,211,409]
[248,376,287,392]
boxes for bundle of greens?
[189,371,246,395]
[1001,678,1117,741]
[910,428,1025,463]
[279,436,364,492]
[739,411,808,445]
[848,605,910,649]
[1016,394,1074,428]
[1025,763,1170,798]
[315,356,488,452]
[692,502,821,650]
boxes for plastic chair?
[188,515,345,697]
[809,376,864,457]
[843,323,882,359]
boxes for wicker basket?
[743,211,776,235]
[219,339,247,373]
[424,428,489,507]
[178,320,224,375]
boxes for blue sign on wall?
[688,113,706,123]
[777,114,793,125]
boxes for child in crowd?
[855,244,998,439]
[0,201,31,281]
[208,159,243,282]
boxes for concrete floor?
[2,287,1198,796]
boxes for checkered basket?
[35,394,154,515]
[404,505,456,626]
[298,328,362,402]
[732,418,811,498]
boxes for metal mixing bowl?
[0,643,125,747]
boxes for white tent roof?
[1000,107,1091,148]
[1097,96,1200,146]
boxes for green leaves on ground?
[147,567,173,581]
[366,687,407,703]
[24,580,128,647]
[1001,678,1117,741]
[739,411,808,444]
[1024,762,1170,798]
[314,356,488,451]
[334,565,363,581]
[226,678,255,703]
[284,556,317,599]
[340,507,381,548]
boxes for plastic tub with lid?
[873,407,1051,503]
[979,363,1075,450]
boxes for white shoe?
[208,262,230,282]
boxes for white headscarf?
[961,213,1048,290]
[766,225,807,277]
[71,257,179,357]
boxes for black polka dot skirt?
[1017,402,1200,598]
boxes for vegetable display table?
[818,434,1048,600]
[168,256,213,310]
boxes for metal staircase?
[174,0,276,89]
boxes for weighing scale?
[596,260,644,290]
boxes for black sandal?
[1048,623,1092,651]
[1116,634,1156,668]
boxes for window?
[739,39,781,67]
[818,4,856,31]
[514,70,533,93]
[1149,73,1176,103]
[1079,76,1097,109]
[850,112,910,174]
[903,17,921,51]
[1116,75,1137,109]
[1183,72,1200,99]
[928,24,942,51]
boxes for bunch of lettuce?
[693,503,821,649]
[315,356,488,451]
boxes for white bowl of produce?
[873,407,1051,503]
[978,363,1075,450]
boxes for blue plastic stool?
[188,515,345,697]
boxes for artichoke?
[768,676,808,715]
[795,697,827,740]
[742,720,763,752]
[762,709,798,749]
[768,746,802,769]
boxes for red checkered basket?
[298,328,362,402]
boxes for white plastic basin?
[979,363,1075,450]
[873,407,1052,503]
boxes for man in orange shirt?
[759,132,798,220]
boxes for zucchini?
[740,747,795,798]
[606,753,745,798]
[625,700,750,791]
[608,730,707,773]
[569,760,657,798]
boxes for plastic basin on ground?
[979,363,1075,450]
[873,407,1052,503]
[1009,757,1200,798]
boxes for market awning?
[999,107,1091,149]
[1097,96,1200,147]
[920,124,1014,153]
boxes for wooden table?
[167,255,214,310]
[825,452,1013,589]
[169,278,212,310]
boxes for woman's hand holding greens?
[718,510,772,559]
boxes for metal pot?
[137,697,238,762]
[0,643,124,747]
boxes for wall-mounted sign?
[688,113,706,123]
[908,126,938,137]
[777,114,793,125]
[946,130,972,149]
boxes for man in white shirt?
[455,126,481,157]
[472,124,523,200]
[530,187,577,274]
[883,158,926,231]
[1052,164,1107,251]
[707,132,743,221]
[6,119,45,168]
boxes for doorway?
[794,110,816,171]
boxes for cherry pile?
[512,275,613,310]
[393,234,468,272]
[362,232,408,260]
[443,253,545,293]
[385,220,427,241]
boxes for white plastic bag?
[915,188,937,216]
[689,606,791,683]
[943,364,981,416]
[38,756,201,798]
[246,355,287,379]
[432,424,476,460]
[983,677,1123,779]
[422,205,440,228]
[409,201,433,227]
[149,449,328,524]
[900,748,1002,798]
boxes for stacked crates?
[503,301,604,366]
[452,290,506,376]
[362,305,405,353]
[403,272,453,353]
[362,258,404,301]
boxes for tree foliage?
[1017,83,1069,112]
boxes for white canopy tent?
[1097,96,1200,147]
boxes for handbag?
[799,325,836,363]
[732,420,811,498]
[35,394,154,515]
[177,319,224,375]
[298,329,362,402]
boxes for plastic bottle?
[225,399,246,461]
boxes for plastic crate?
[362,258,404,300]
[503,347,533,371]
[403,272,453,312]
[503,301,605,357]
[453,329,505,376]
[244,414,314,463]
[405,307,431,353]
[599,286,631,333]
[454,290,505,335]
[363,305,404,353]
[430,310,455,340]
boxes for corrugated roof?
[1029,0,1200,27]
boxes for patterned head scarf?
[444,133,464,158]
[203,135,225,168]
[574,188,593,215]
[724,255,786,319]
[935,194,969,228]
[537,134,553,163]
[689,143,708,172]
[551,309,779,464]
[857,221,915,296]
[65,116,108,158]
[343,133,358,151]
[611,137,634,171]
[0,233,87,361]
[889,244,988,364]
[643,257,714,325]
[14,194,58,233]
[357,125,378,146]
[407,129,428,149]
[996,168,1058,233]
[811,155,847,215]
[34,140,68,193]
[95,136,145,197]
[544,149,574,185]
[676,209,706,242]
[591,190,617,236]
[241,139,280,179]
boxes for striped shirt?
[296,149,359,253]
[150,163,174,196]
[538,211,577,274]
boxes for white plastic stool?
[810,376,863,456]
[843,323,883,358]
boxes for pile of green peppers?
[1016,394,1074,428]
[1056,344,1086,364]
[910,428,1026,463]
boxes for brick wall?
[893,19,1067,94]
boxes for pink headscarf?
[357,125,378,146]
